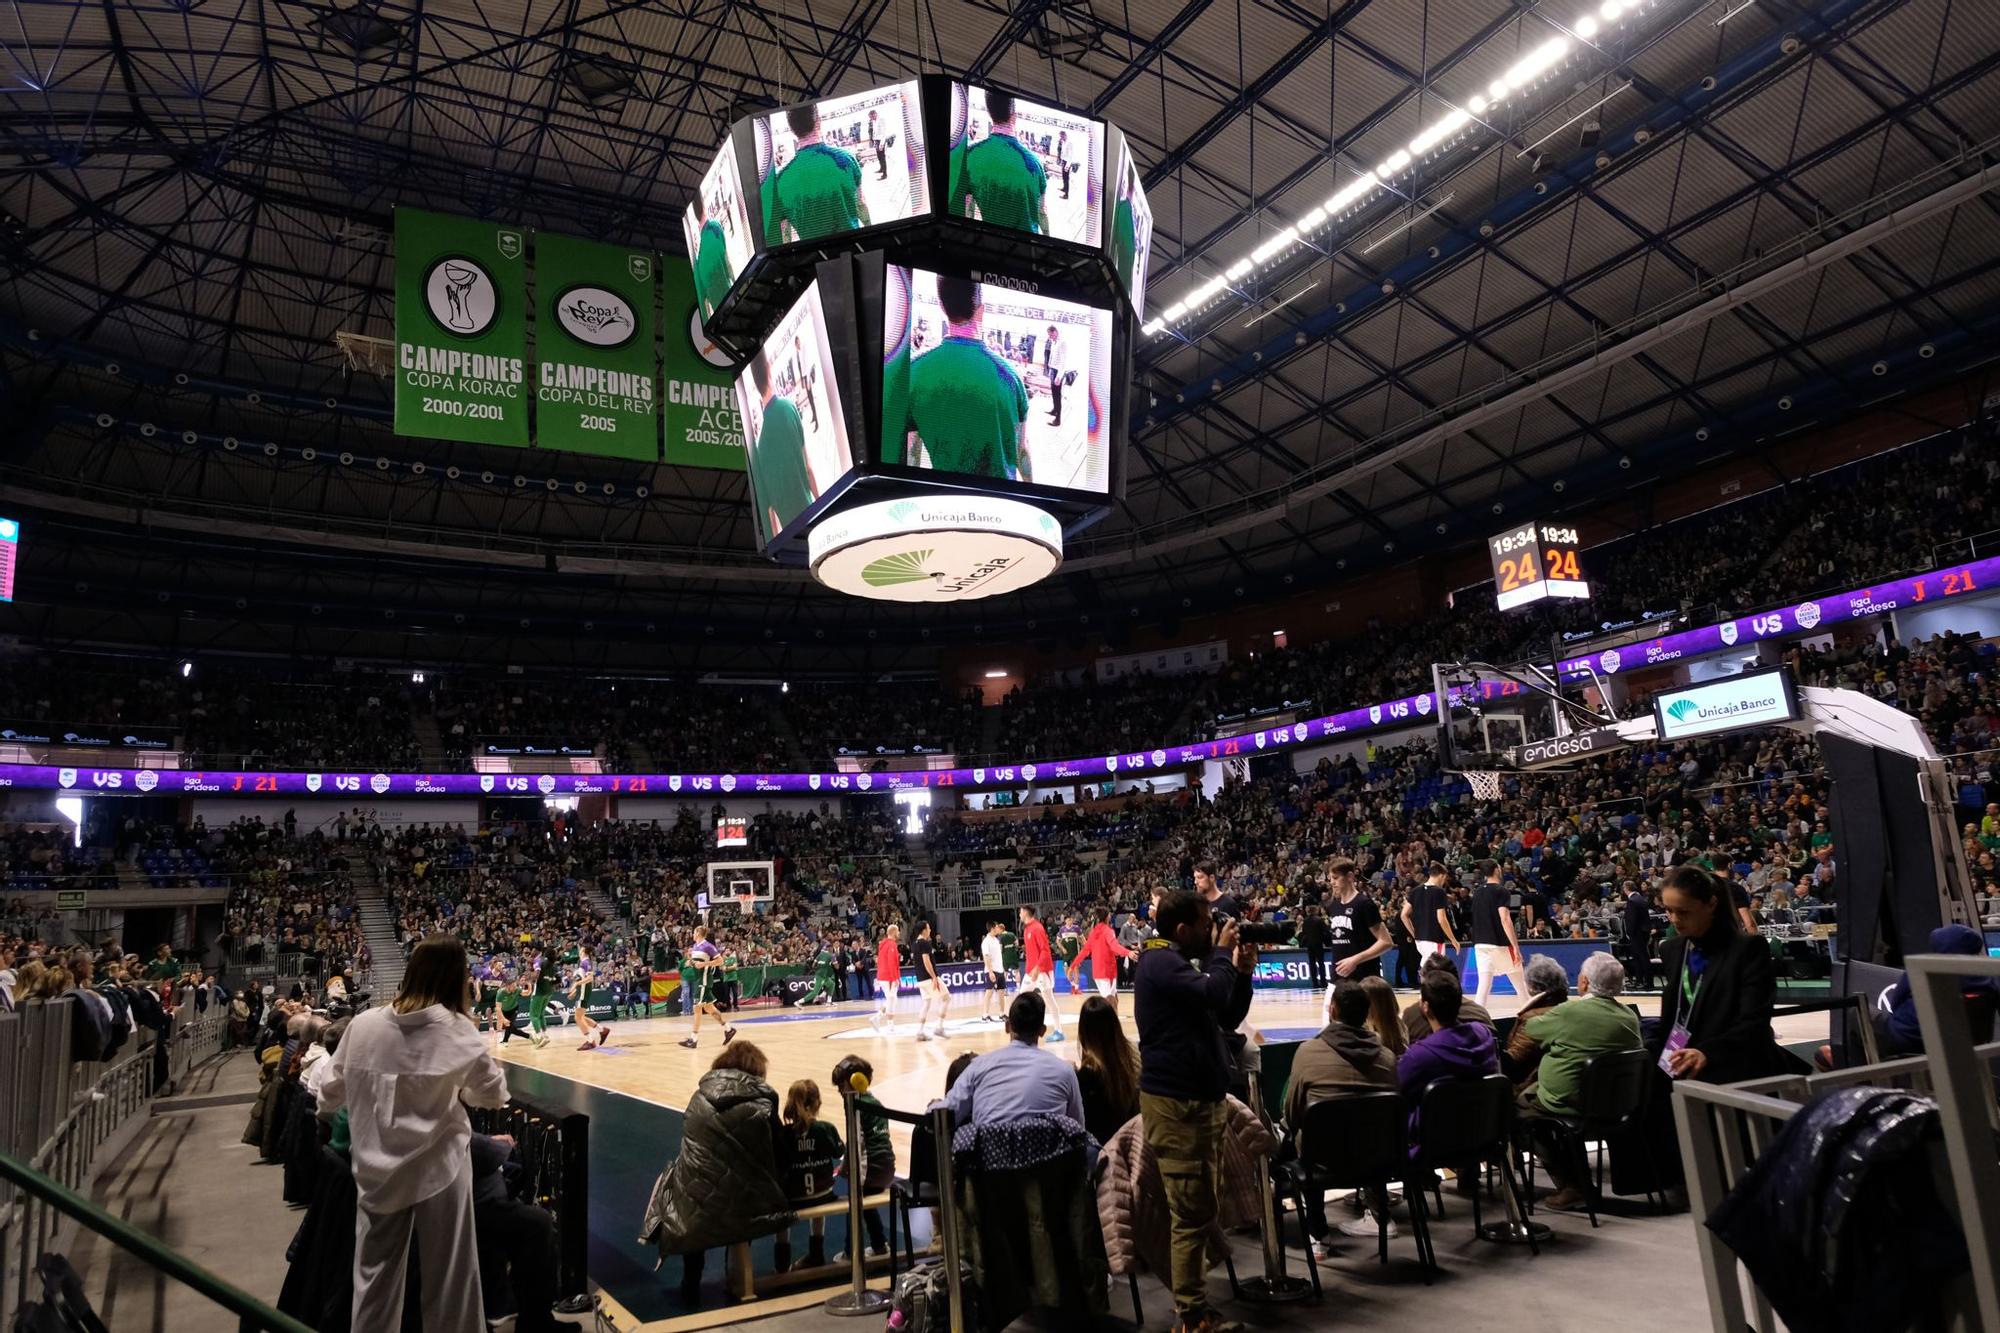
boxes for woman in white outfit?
[318,934,509,1333]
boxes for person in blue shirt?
[941,990,1085,1135]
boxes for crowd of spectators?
[783,681,985,762]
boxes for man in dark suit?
[1622,883,1655,989]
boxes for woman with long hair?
[1357,974,1407,1059]
[1074,994,1140,1143]
[318,934,508,1333]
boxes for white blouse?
[318,1004,508,1213]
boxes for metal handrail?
[0,1149,313,1333]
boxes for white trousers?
[1474,943,1527,1008]
[353,1168,484,1333]
[1414,940,1444,961]
[1027,969,1061,1028]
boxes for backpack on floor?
[886,1257,979,1333]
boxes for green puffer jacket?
[639,1067,794,1258]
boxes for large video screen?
[735,282,855,546]
[1108,132,1154,314]
[946,84,1104,245]
[879,265,1113,493]
[757,82,929,247]
[683,136,755,323]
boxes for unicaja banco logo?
[887,501,919,524]
[1667,699,1698,723]
[862,548,934,587]
[424,255,498,336]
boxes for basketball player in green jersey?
[765,104,868,245]
[526,951,559,1048]
[692,207,733,320]
[745,353,813,544]
[950,91,1049,234]
[904,276,1030,481]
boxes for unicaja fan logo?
[862,548,934,588]
[1667,700,1699,723]
[424,256,498,336]
[554,286,636,348]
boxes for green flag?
[535,234,658,461]
[393,209,528,447]
[660,257,745,471]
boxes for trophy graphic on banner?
[441,262,481,331]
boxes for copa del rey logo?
[554,285,637,348]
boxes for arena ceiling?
[2,0,1999,667]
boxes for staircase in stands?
[356,870,406,999]
[410,710,446,766]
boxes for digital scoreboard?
[1490,520,1589,611]
[0,516,16,603]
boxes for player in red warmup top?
[870,924,902,1035]
[1018,904,1063,1041]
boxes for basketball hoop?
[1461,770,1505,801]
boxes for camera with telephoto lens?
[1230,920,1297,946]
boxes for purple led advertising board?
[0,556,1990,795]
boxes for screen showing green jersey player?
[948,85,1104,245]
[1108,132,1154,313]
[897,275,1028,481]
[882,265,1114,492]
[949,90,1048,234]
[681,135,752,324]
[763,104,868,245]
[734,280,855,544]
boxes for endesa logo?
[1644,639,1681,664]
[1849,588,1899,616]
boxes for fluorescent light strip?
[1149,1,1642,335]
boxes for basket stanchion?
[931,1104,965,1333]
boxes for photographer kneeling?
[1135,889,1260,1333]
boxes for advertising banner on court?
[393,209,529,447]
[660,256,745,471]
[535,232,659,460]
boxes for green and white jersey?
[766,143,864,244]
[951,133,1047,232]
[693,219,733,318]
[905,337,1027,480]
[748,395,812,543]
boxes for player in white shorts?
[979,920,1008,1022]
[1081,907,1132,1011]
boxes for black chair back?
[1295,1092,1406,1186]
[1574,1048,1651,1126]
[1411,1074,1510,1166]
[907,1118,938,1190]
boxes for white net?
[1462,770,1505,801]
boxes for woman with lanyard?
[1638,864,1788,1199]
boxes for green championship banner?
[535,233,659,460]
[394,209,529,446]
[660,256,745,471]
